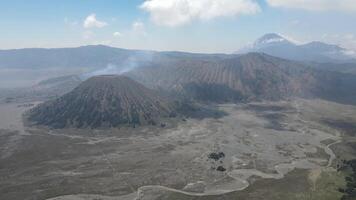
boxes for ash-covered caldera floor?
[0,98,351,200]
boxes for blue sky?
[0,0,355,53]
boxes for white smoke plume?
[80,52,154,80]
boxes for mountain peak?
[254,33,291,46]
[258,33,284,39]
[236,33,356,63]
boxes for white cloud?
[92,40,113,46]
[345,33,355,40]
[132,21,147,35]
[113,32,122,37]
[320,33,356,51]
[83,14,108,29]
[279,33,303,44]
[82,31,94,40]
[266,0,356,12]
[140,0,261,27]
[291,19,300,25]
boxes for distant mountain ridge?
[1,41,355,74]
[127,53,356,104]
[0,45,154,70]
[26,53,356,129]
[237,33,356,63]
[2,43,356,108]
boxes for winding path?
[127,101,343,199]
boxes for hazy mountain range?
[127,52,356,104]
[26,51,356,128]
[0,45,229,71]
[1,39,356,79]
[2,39,356,128]
[236,33,356,64]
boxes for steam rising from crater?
[81,52,155,80]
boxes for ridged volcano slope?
[27,75,174,128]
[128,53,356,104]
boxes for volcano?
[27,75,174,128]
